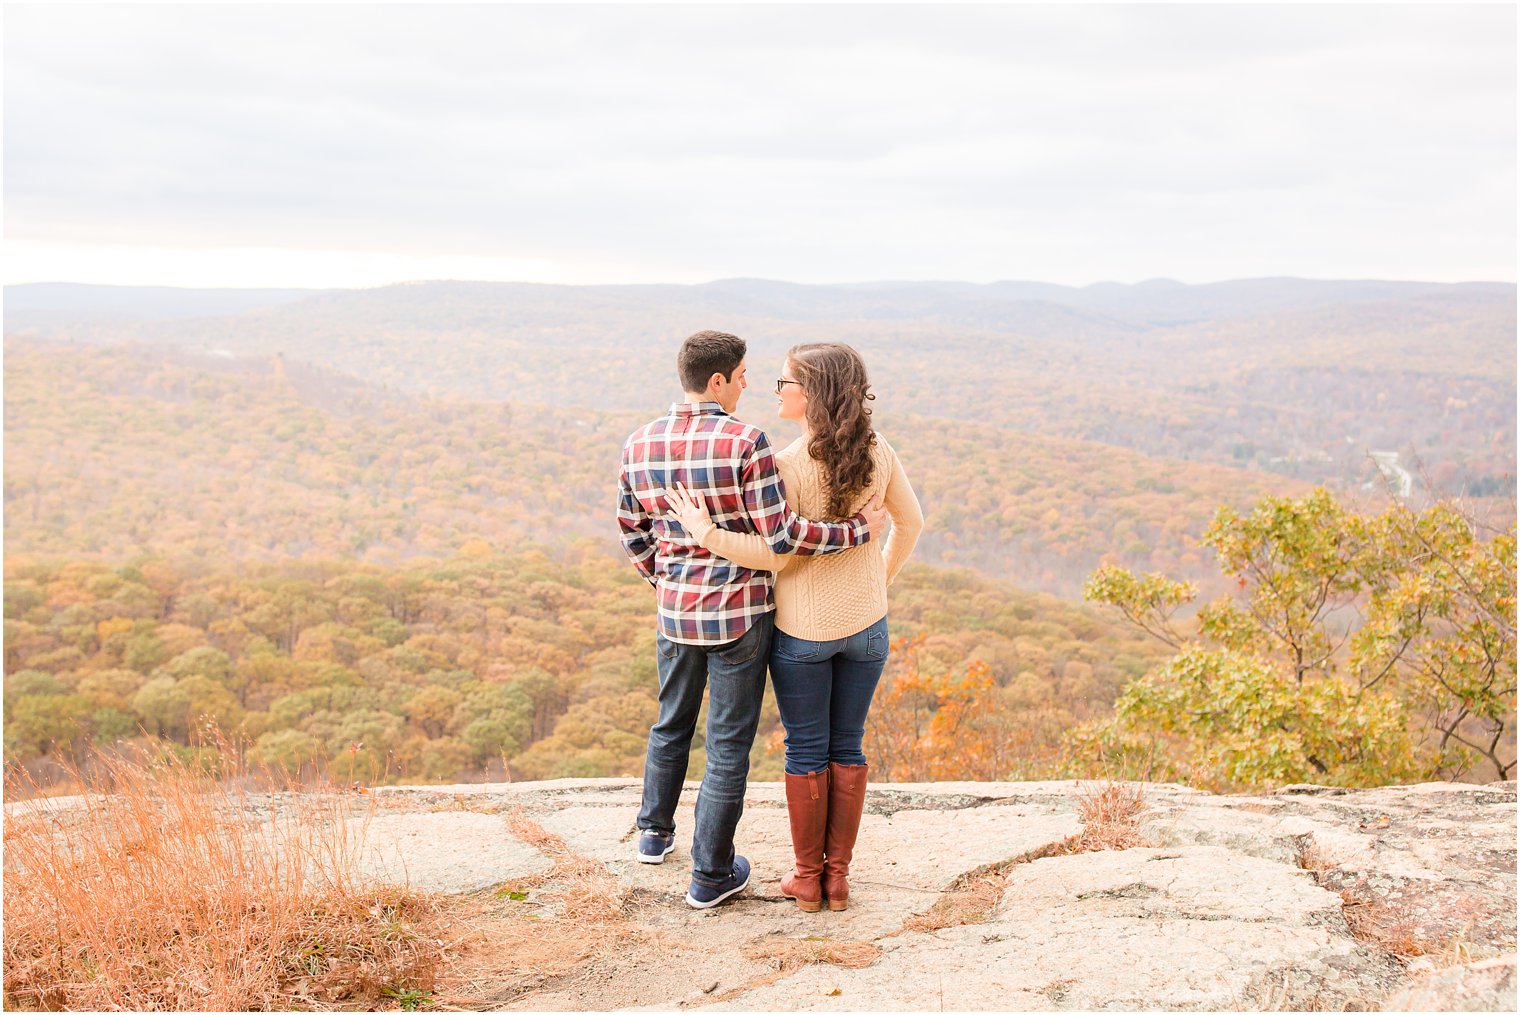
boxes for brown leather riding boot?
[778,768,829,912]
[822,762,867,911]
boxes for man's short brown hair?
[678,330,746,394]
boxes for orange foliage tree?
[866,635,1056,781]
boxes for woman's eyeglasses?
[775,378,803,394]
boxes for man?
[617,330,886,909]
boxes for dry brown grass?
[742,936,882,972]
[1292,836,1337,876]
[1339,893,1435,959]
[2,747,446,1011]
[1337,888,1492,968]
[500,808,633,924]
[428,808,658,1010]
[703,936,882,1004]
[1053,780,1153,854]
[1296,838,1495,972]
[900,781,1152,935]
[901,873,1008,933]
[437,811,885,1010]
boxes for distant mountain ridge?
[6,274,1513,513]
[6,276,1512,334]
[3,282,319,324]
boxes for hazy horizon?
[7,272,1517,295]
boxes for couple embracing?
[616,330,923,911]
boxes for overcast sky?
[4,4,1515,289]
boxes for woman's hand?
[668,483,714,537]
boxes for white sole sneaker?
[684,871,751,909]
[636,840,675,864]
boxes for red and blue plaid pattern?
[617,401,869,646]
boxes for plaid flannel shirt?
[617,401,870,646]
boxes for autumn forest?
[5,277,1515,790]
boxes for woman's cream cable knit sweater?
[688,434,924,641]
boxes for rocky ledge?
[349,780,1516,1010]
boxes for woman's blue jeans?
[768,616,889,776]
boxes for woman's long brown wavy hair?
[788,342,877,519]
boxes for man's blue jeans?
[768,616,889,776]
[637,611,773,889]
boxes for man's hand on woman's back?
[860,495,888,540]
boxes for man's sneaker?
[684,855,751,909]
[636,829,676,864]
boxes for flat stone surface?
[515,779,1081,947]
[194,778,1518,1011]
[710,846,1402,1011]
[1383,955,1518,1012]
[348,811,552,894]
[1141,781,1518,958]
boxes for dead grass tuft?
[1301,849,1495,973]
[2,746,446,1012]
[704,936,882,1005]
[1422,933,1480,970]
[1339,893,1435,959]
[1055,780,1152,854]
[901,874,1006,932]
[741,936,882,972]
[500,809,632,924]
[1337,887,1491,969]
[429,808,654,1010]
[1293,836,1337,875]
[1292,834,1361,885]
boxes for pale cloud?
[4,4,1514,287]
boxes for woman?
[669,341,923,912]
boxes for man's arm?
[741,434,871,556]
[616,451,659,586]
